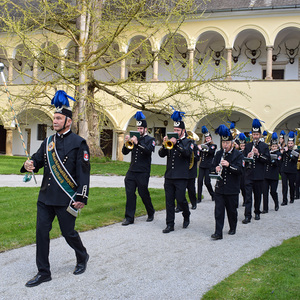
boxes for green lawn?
[202,236,300,300]
[0,187,166,252]
[0,155,166,177]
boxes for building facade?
[0,1,300,164]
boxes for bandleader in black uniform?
[280,131,299,205]
[242,119,270,224]
[121,112,155,225]
[262,133,281,213]
[211,125,243,240]
[197,126,216,202]
[21,91,90,287]
[159,108,193,233]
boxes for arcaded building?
[0,1,300,164]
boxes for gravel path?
[0,175,299,299]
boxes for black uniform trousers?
[214,193,238,237]
[295,170,300,199]
[281,172,296,203]
[244,178,263,219]
[197,167,214,201]
[263,179,279,211]
[187,178,197,207]
[36,201,87,276]
[124,171,155,222]
[164,178,190,226]
[177,178,197,210]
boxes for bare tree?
[0,0,248,156]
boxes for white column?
[151,51,159,82]
[226,48,232,81]
[120,57,126,80]
[8,59,13,84]
[32,59,38,83]
[188,49,194,80]
[265,47,273,80]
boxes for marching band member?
[159,108,192,233]
[21,90,90,287]
[121,112,155,225]
[197,126,216,202]
[280,131,299,205]
[211,124,243,240]
[262,133,281,213]
[242,119,270,224]
[278,130,286,151]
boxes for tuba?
[265,131,273,145]
[186,130,199,169]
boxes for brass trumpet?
[163,140,174,150]
[125,140,134,149]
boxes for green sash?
[46,134,77,200]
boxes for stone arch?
[232,25,269,47]
[195,27,229,49]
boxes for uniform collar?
[57,129,71,138]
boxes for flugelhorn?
[125,131,140,149]
[163,140,174,150]
[125,139,134,149]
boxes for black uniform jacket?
[243,141,270,180]
[159,137,193,179]
[122,134,155,173]
[264,150,282,180]
[212,148,243,195]
[189,141,200,179]
[281,149,299,174]
[21,131,90,206]
[199,143,217,169]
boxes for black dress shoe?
[146,215,154,222]
[175,207,182,213]
[211,233,222,240]
[183,219,190,229]
[25,274,52,287]
[281,202,287,206]
[191,205,197,210]
[73,254,89,275]
[197,199,202,203]
[242,217,251,224]
[290,200,294,203]
[254,214,260,220]
[162,226,174,233]
[275,205,279,211]
[228,229,236,235]
[261,210,268,214]
[122,219,134,226]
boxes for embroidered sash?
[46,134,77,200]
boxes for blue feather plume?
[252,118,262,128]
[238,132,246,141]
[263,130,268,136]
[280,130,285,136]
[272,132,278,140]
[215,124,231,137]
[227,121,235,129]
[170,106,185,122]
[288,131,295,138]
[134,111,146,120]
[51,90,75,108]
[201,125,208,134]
